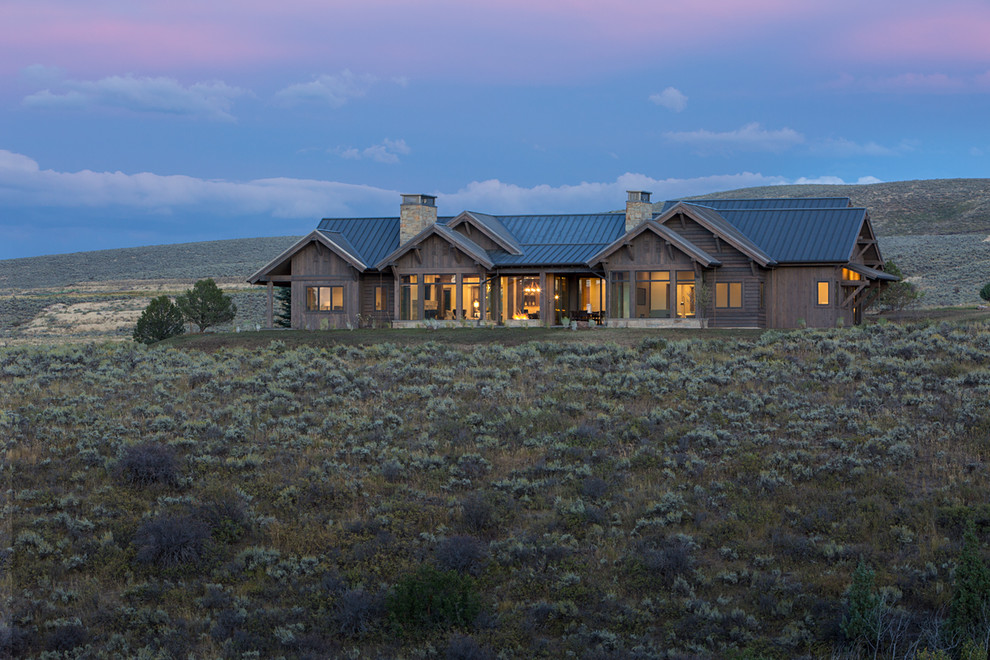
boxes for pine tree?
[841,559,881,650]
[133,296,185,344]
[175,278,237,333]
[274,286,292,328]
[948,520,990,643]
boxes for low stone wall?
[607,318,704,329]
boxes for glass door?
[675,271,695,317]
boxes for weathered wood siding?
[290,242,361,330]
[451,223,502,252]
[360,275,395,324]
[768,266,846,329]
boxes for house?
[248,191,895,329]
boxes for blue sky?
[2,0,990,259]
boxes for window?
[759,282,766,310]
[375,286,387,312]
[842,268,862,281]
[579,278,603,314]
[635,271,670,318]
[610,271,631,318]
[400,275,419,320]
[462,276,481,319]
[817,281,830,306]
[715,282,742,308]
[306,286,344,311]
[425,274,456,320]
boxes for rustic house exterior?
[248,192,895,329]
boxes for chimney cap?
[626,190,652,203]
[401,193,436,206]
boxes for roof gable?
[447,212,523,255]
[658,203,777,267]
[247,229,367,283]
[374,223,494,270]
[587,219,722,267]
[317,217,400,268]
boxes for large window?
[462,276,482,319]
[400,275,419,320]
[578,277,604,314]
[675,271,695,318]
[635,271,670,318]
[715,282,742,308]
[841,268,862,281]
[502,276,541,320]
[425,275,456,320]
[375,286,387,312]
[306,286,343,311]
[817,281,830,306]
[610,272,631,318]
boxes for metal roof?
[661,197,853,213]
[715,208,867,263]
[317,217,401,269]
[671,204,776,266]
[846,262,899,281]
[315,230,367,270]
[452,212,523,255]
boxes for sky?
[2,0,990,259]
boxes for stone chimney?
[400,194,437,245]
[625,190,653,232]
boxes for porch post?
[540,271,549,326]
[266,281,274,329]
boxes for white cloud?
[22,74,247,121]
[338,138,410,164]
[792,175,883,185]
[810,138,904,157]
[274,70,377,108]
[649,87,688,112]
[0,148,883,223]
[664,122,805,153]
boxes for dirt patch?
[22,299,147,336]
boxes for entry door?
[676,283,695,317]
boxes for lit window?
[817,281,830,306]
[306,286,344,311]
[400,276,419,320]
[715,282,742,308]
[375,286,387,312]
[842,268,862,281]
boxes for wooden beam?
[624,242,635,261]
[841,282,867,308]
[749,260,757,277]
[266,281,274,329]
[413,246,422,265]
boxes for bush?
[879,260,923,311]
[980,282,990,303]
[45,623,87,652]
[175,278,237,333]
[133,514,210,568]
[435,536,488,576]
[386,565,482,636]
[333,588,384,638]
[116,442,180,487]
[948,521,990,640]
[841,560,881,649]
[132,295,185,344]
[445,633,493,660]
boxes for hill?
[682,178,990,236]
[4,323,989,657]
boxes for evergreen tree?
[175,278,237,333]
[979,282,990,304]
[948,520,990,643]
[132,296,185,344]
[878,260,923,311]
[274,286,292,328]
[841,559,881,650]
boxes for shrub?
[841,560,881,649]
[45,623,88,652]
[461,494,495,534]
[980,282,990,304]
[175,278,237,333]
[116,442,180,487]
[444,633,494,660]
[386,565,482,636]
[132,295,185,344]
[133,514,210,568]
[435,536,488,576]
[333,588,383,638]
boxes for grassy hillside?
[4,322,989,657]
[684,178,990,236]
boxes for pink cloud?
[842,7,990,64]
[0,0,830,80]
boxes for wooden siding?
[360,274,395,324]
[452,223,503,252]
[603,219,769,328]
[768,266,847,329]
[290,242,361,329]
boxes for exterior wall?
[602,221,768,328]
[391,234,490,322]
[768,266,847,329]
[290,242,361,330]
[451,225,503,252]
[359,274,395,325]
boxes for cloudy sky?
[2,0,990,258]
